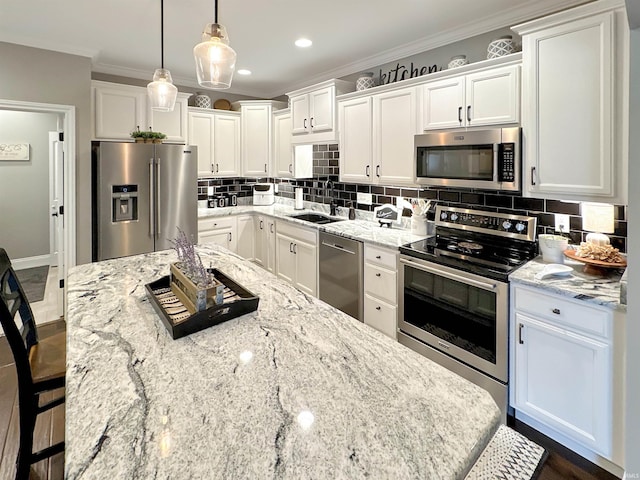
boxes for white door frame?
[0,99,77,309]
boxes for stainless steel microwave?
[415,127,521,192]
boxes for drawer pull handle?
[376,306,381,311]
[375,255,381,259]
[552,308,561,315]
[376,273,381,277]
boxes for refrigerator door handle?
[149,160,155,236]
[156,158,161,236]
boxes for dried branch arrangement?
[171,229,215,287]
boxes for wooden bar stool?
[0,248,65,480]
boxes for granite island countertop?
[65,245,500,479]
[509,255,625,311]
[197,203,427,249]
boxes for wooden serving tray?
[564,249,627,274]
[145,268,259,339]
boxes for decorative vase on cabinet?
[356,73,376,91]
[194,93,212,109]
[487,35,514,59]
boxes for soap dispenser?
[348,202,356,220]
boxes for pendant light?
[147,0,178,111]
[193,0,237,89]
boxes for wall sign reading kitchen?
[378,62,442,85]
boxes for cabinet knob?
[376,273,381,277]
[376,306,381,311]
[552,308,561,315]
[375,255,381,259]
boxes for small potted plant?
[130,127,146,143]
[152,132,167,144]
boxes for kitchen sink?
[290,213,344,224]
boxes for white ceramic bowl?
[538,234,569,263]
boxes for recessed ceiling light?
[237,69,252,75]
[295,38,312,48]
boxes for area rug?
[14,265,49,303]
[465,425,548,480]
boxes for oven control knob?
[515,222,526,232]
[502,220,512,230]
[440,212,448,220]
[450,213,458,221]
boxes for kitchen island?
[65,245,500,479]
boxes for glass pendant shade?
[194,23,237,89]
[147,68,178,111]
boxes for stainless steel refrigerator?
[92,142,197,261]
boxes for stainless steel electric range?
[398,205,537,416]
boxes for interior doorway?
[0,100,76,322]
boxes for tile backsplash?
[198,143,628,252]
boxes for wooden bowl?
[564,249,626,275]
[213,99,231,110]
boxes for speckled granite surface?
[66,245,500,480]
[197,200,427,249]
[509,256,625,311]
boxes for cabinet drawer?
[277,220,317,244]
[198,216,236,232]
[514,286,611,339]
[364,244,397,270]
[364,294,397,339]
[364,263,397,304]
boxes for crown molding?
[0,34,97,59]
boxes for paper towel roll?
[295,188,304,210]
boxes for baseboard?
[12,254,51,270]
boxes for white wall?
[0,42,92,264]
[0,110,58,260]
[625,26,640,479]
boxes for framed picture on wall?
[0,143,29,161]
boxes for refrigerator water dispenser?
[112,185,138,222]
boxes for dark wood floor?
[0,321,65,480]
[0,321,620,480]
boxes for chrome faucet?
[324,180,338,216]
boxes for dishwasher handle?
[321,241,357,256]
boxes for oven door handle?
[400,258,498,291]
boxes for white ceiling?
[0,0,592,98]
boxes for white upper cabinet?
[213,112,241,176]
[421,65,520,130]
[147,95,189,143]
[188,108,240,177]
[273,109,294,177]
[188,110,215,176]
[233,100,286,177]
[339,86,417,185]
[93,80,189,142]
[513,0,628,203]
[93,82,146,140]
[373,87,419,185]
[338,96,373,184]
[287,79,355,144]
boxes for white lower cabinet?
[236,215,254,260]
[254,215,277,273]
[510,284,615,459]
[197,217,237,252]
[275,221,317,296]
[363,244,398,339]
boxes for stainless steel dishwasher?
[319,232,363,321]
